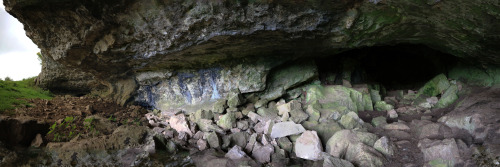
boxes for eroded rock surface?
[4,0,500,108]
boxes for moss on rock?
[418,74,450,97]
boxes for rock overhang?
[3,0,500,107]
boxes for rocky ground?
[1,74,500,167]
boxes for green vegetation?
[108,115,117,122]
[0,77,53,114]
[48,116,78,142]
[83,117,99,137]
[37,52,43,65]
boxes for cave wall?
[3,0,500,110]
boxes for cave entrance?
[316,44,459,90]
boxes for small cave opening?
[316,44,460,90]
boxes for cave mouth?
[316,44,460,90]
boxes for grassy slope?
[0,77,53,113]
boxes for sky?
[0,0,41,81]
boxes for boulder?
[325,130,379,157]
[418,138,461,166]
[427,97,439,106]
[205,132,221,149]
[252,143,274,163]
[169,114,193,137]
[418,74,450,97]
[241,104,255,116]
[228,132,250,148]
[192,149,259,167]
[294,131,323,160]
[438,113,487,142]
[217,112,236,130]
[236,121,249,131]
[387,109,398,119]
[263,120,275,136]
[271,149,290,167]
[302,121,343,144]
[371,116,387,127]
[370,89,382,104]
[197,119,225,134]
[256,107,279,122]
[386,130,412,140]
[305,85,363,114]
[247,111,262,123]
[374,101,394,111]
[213,100,228,114]
[277,100,309,123]
[383,122,410,131]
[193,131,205,140]
[245,133,258,153]
[227,90,243,108]
[345,142,385,167]
[197,139,208,151]
[277,137,293,152]
[261,60,318,101]
[415,123,452,140]
[435,85,459,109]
[305,104,321,122]
[396,106,419,115]
[225,145,249,160]
[323,155,355,167]
[289,102,309,124]
[270,121,306,139]
[373,136,395,156]
[194,109,214,121]
[339,112,363,129]
[384,96,398,107]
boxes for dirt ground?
[4,95,149,143]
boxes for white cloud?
[0,0,41,81]
[0,51,41,81]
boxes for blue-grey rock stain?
[198,68,222,100]
[178,73,195,104]
[136,84,158,109]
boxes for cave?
[316,44,459,90]
[2,0,500,166]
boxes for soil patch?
[1,95,149,143]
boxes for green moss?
[449,64,500,86]
[418,74,450,97]
[435,85,459,109]
[217,112,236,130]
[0,77,53,114]
[362,93,374,111]
[374,101,393,111]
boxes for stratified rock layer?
[3,0,500,106]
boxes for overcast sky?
[0,0,41,81]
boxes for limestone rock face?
[4,0,500,108]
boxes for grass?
[0,77,53,114]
